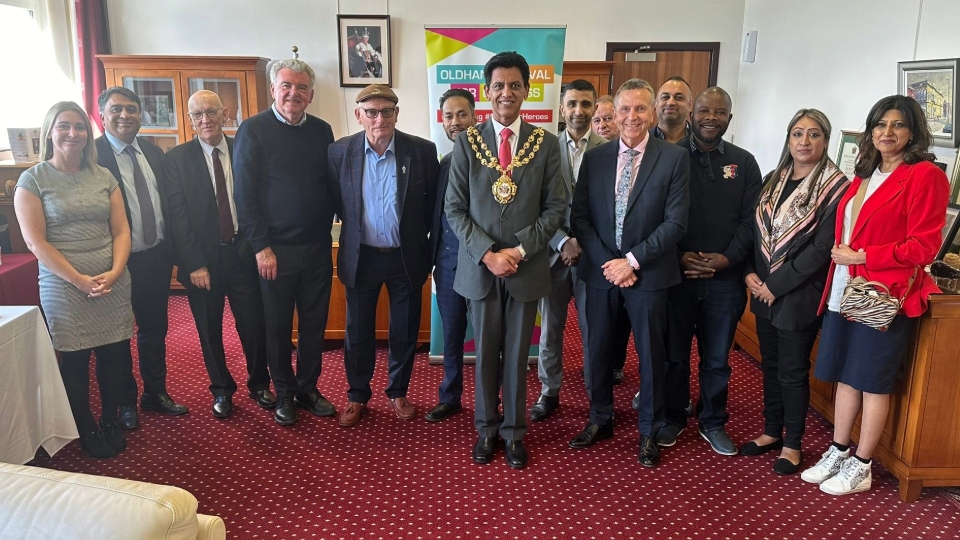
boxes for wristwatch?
[516,244,527,260]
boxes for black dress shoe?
[116,405,140,430]
[774,451,803,475]
[98,419,127,453]
[249,389,276,409]
[505,440,528,469]
[274,398,298,426]
[638,435,661,468]
[568,420,614,449]
[529,394,559,421]
[740,438,784,456]
[79,430,116,459]
[140,392,189,415]
[472,436,498,464]
[294,389,336,417]
[612,369,625,385]
[212,396,233,419]
[425,403,462,422]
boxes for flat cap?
[356,84,398,104]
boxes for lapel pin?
[402,166,406,174]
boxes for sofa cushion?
[0,463,201,539]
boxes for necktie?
[124,145,158,246]
[499,127,514,176]
[212,148,234,243]
[615,149,639,249]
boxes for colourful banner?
[423,26,567,158]
[424,26,565,361]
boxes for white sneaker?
[820,457,872,495]
[801,445,850,484]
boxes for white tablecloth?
[0,306,78,464]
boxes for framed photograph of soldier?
[834,130,861,180]
[337,15,392,87]
[897,58,960,148]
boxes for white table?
[0,306,78,463]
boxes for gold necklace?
[466,125,544,204]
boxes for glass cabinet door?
[122,76,178,129]
[188,77,243,128]
[138,134,179,153]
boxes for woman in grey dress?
[15,101,135,459]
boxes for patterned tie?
[615,149,639,249]
[212,148,234,243]
[123,145,158,246]
[499,127,514,176]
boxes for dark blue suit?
[570,136,690,436]
[431,154,468,406]
[328,130,438,403]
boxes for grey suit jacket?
[445,119,566,303]
[549,129,608,264]
[570,135,690,291]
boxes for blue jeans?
[664,273,746,429]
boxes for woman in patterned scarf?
[740,109,849,475]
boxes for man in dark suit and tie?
[163,90,273,419]
[328,84,439,427]
[424,88,476,422]
[96,86,188,429]
[446,51,566,469]
[570,78,690,467]
[532,79,608,422]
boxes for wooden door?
[606,43,719,99]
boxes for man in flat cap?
[328,84,439,427]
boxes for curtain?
[75,0,110,131]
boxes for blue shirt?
[104,131,165,252]
[360,135,400,248]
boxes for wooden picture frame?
[337,15,391,88]
[834,130,862,180]
[938,204,960,261]
[898,58,960,148]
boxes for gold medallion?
[492,174,517,204]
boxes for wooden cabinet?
[734,294,960,502]
[99,55,269,289]
[562,61,616,96]
[98,55,269,153]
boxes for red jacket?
[819,160,949,317]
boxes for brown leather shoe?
[338,401,365,427]
[391,397,416,420]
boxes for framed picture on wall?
[834,130,861,180]
[337,15,391,88]
[938,204,960,261]
[950,154,960,204]
[898,58,960,148]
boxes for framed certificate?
[834,130,861,179]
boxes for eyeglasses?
[189,108,223,121]
[359,107,396,119]
[699,153,715,181]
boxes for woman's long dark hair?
[761,108,833,204]
[854,94,935,179]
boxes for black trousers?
[122,241,173,401]
[60,340,132,433]
[755,315,819,450]
[260,243,332,401]
[186,242,270,398]
[343,246,422,403]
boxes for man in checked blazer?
[163,90,272,420]
[328,84,439,428]
[446,52,566,469]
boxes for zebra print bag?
[839,269,918,332]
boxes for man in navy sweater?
[234,58,337,427]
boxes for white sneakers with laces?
[820,456,873,495]
[801,445,850,484]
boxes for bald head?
[188,90,227,146]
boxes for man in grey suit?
[569,78,690,467]
[446,51,566,469]
[531,80,607,422]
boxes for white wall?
[105,0,747,140]
[736,0,960,175]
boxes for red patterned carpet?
[29,296,960,538]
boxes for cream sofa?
[0,462,226,539]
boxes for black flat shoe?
[638,435,660,468]
[568,420,614,449]
[274,398,298,426]
[740,439,784,456]
[249,389,277,409]
[774,452,803,475]
[212,396,233,419]
[79,430,117,459]
[140,392,188,415]
[505,440,528,469]
[116,405,139,430]
[472,436,498,464]
[529,395,559,421]
[98,419,127,453]
[425,403,462,422]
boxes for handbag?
[839,272,915,332]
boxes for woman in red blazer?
[801,95,949,496]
